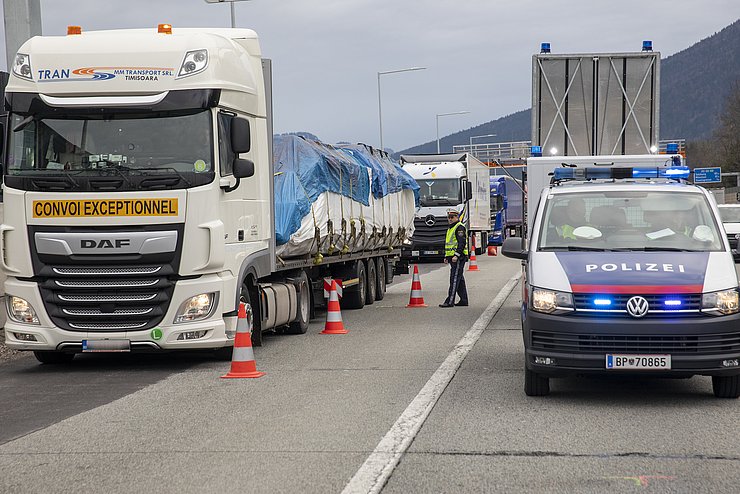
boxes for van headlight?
[7,296,40,324]
[174,293,217,323]
[702,289,739,315]
[531,287,574,314]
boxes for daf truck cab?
[503,163,740,398]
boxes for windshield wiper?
[541,246,608,251]
[639,247,699,252]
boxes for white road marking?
[341,273,522,494]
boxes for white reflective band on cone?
[233,346,256,362]
[410,290,423,297]
[327,311,342,323]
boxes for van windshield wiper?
[540,246,607,251]
[639,247,699,252]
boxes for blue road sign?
[693,167,722,183]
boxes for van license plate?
[606,354,671,370]
[82,339,131,352]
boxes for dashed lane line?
[341,273,522,494]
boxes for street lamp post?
[204,0,253,28]
[377,67,426,152]
[436,111,470,153]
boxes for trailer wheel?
[286,270,311,334]
[375,257,386,301]
[365,258,377,305]
[33,351,75,365]
[524,367,550,396]
[342,261,366,310]
[240,282,262,347]
[386,258,396,284]
[712,375,740,398]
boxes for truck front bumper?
[523,310,740,377]
[3,275,236,353]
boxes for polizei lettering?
[585,263,686,273]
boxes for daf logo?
[80,239,131,249]
[626,296,649,318]
[424,215,436,227]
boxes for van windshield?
[538,190,724,252]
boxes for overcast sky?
[1,0,739,151]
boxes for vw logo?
[424,215,436,227]
[626,296,649,318]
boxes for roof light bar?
[552,166,690,181]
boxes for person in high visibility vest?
[439,209,469,308]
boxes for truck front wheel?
[34,351,75,365]
[712,375,740,398]
[524,367,550,396]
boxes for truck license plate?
[423,250,438,255]
[82,339,131,353]
[606,354,671,370]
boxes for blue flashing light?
[593,298,612,306]
[664,300,682,307]
[666,142,679,153]
[531,145,543,157]
[553,166,690,181]
[661,166,690,178]
[642,40,653,51]
[540,42,551,54]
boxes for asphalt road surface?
[1,254,738,493]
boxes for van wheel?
[239,283,262,347]
[286,271,311,334]
[712,375,740,398]
[375,258,386,301]
[524,367,550,396]
[342,261,366,310]
[365,259,377,305]
[34,351,75,365]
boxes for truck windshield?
[491,195,504,212]
[6,110,214,191]
[418,179,461,207]
[538,190,724,252]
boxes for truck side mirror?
[230,117,251,154]
[733,249,740,264]
[233,158,255,179]
[464,180,473,201]
[502,237,528,260]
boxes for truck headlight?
[174,293,217,323]
[12,53,33,80]
[531,287,574,314]
[7,296,40,324]
[702,289,739,315]
[177,49,208,78]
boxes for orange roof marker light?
[158,24,173,35]
[67,26,82,35]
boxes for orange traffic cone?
[406,264,428,308]
[468,236,480,271]
[221,303,265,379]
[487,245,498,256]
[321,280,348,334]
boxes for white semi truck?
[400,153,491,261]
[1,26,413,363]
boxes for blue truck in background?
[489,175,524,246]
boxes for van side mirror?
[230,117,251,154]
[502,237,528,260]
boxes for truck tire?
[712,375,740,398]
[365,258,377,305]
[375,257,386,301]
[286,270,311,334]
[524,367,550,396]
[386,258,396,284]
[34,351,75,364]
[342,261,366,310]
[240,283,262,347]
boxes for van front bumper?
[523,310,740,377]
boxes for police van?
[503,159,740,398]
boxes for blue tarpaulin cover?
[274,136,419,246]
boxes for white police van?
[503,160,740,398]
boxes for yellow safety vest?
[445,222,469,257]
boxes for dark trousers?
[445,256,468,305]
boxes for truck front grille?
[532,330,740,354]
[411,217,449,246]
